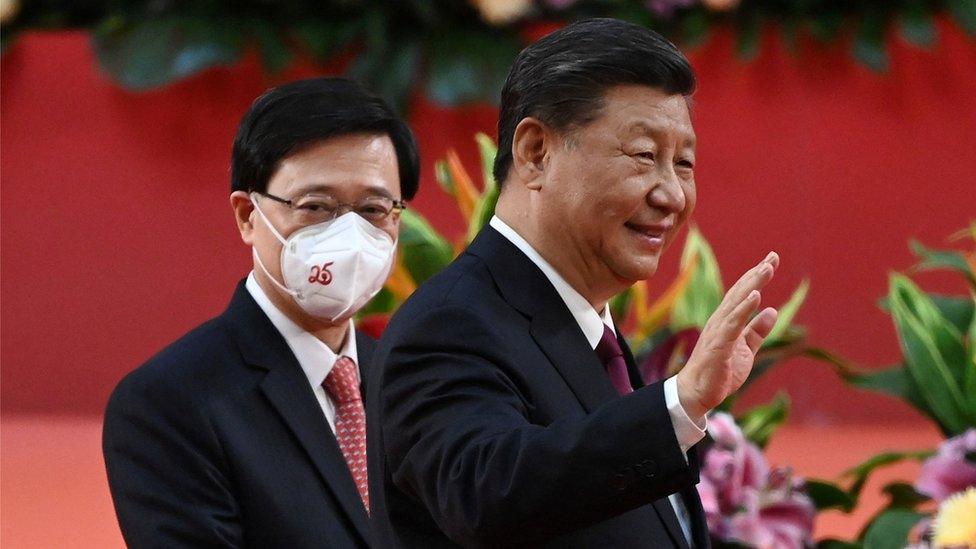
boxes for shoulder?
[105,314,241,418]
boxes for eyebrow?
[293,183,396,200]
[627,120,696,147]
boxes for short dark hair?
[493,18,696,186]
[231,77,420,200]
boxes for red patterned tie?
[323,356,369,512]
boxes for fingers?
[722,289,763,338]
[717,252,779,317]
[744,307,779,353]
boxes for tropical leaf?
[671,227,723,330]
[862,509,927,549]
[889,274,972,435]
[398,209,454,285]
[736,393,789,448]
[384,255,417,301]
[635,255,699,342]
[92,16,244,90]
[880,481,929,509]
[806,479,856,512]
[467,133,500,243]
[909,240,976,290]
[762,278,810,348]
[841,450,933,505]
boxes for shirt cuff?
[664,376,707,455]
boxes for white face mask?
[251,195,397,322]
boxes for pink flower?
[645,0,698,19]
[698,412,815,548]
[915,428,976,503]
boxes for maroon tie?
[323,356,369,512]
[596,325,634,396]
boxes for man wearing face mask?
[103,77,419,548]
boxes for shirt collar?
[488,216,614,349]
[245,272,359,387]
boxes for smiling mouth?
[625,222,672,248]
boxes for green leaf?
[910,240,976,289]
[358,287,397,317]
[900,4,937,48]
[681,10,710,47]
[889,274,972,434]
[881,481,929,509]
[947,0,976,35]
[842,450,933,504]
[762,278,809,348]
[671,227,724,331]
[92,16,244,90]
[610,288,634,323]
[735,11,761,61]
[398,209,454,285]
[467,133,500,243]
[806,479,856,512]
[808,11,844,43]
[862,509,927,549]
[736,394,789,448]
[928,294,975,334]
[293,19,361,61]
[853,14,889,72]
[426,29,520,106]
[249,19,292,74]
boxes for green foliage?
[6,1,974,103]
[398,209,453,286]
[889,273,975,436]
[862,509,927,549]
[466,133,500,244]
[806,479,856,512]
[735,393,789,449]
[671,227,724,330]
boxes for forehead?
[268,133,401,197]
[591,85,696,145]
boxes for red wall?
[2,25,974,421]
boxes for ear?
[230,191,256,245]
[511,117,551,191]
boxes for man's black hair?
[494,18,696,186]
[232,77,420,200]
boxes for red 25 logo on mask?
[308,262,335,285]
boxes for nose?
[647,168,686,214]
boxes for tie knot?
[323,356,361,404]
[595,324,623,364]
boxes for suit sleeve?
[378,304,700,547]
[103,369,243,548]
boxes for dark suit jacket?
[367,226,710,548]
[104,281,374,548]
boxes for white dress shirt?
[489,216,703,545]
[245,272,360,435]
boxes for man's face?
[246,133,402,312]
[540,85,697,286]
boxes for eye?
[635,151,655,161]
[676,159,695,169]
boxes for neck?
[253,268,351,352]
[495,195,619,311]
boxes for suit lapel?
[468,227,619,412]
[652,498,692,549]
[224,283,372,543]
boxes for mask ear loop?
[250,194,301,299]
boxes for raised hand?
[675,252,780,419]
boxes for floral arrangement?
[810,225,976,549]
[3,0,973,105]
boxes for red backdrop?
[2,24,974,421]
